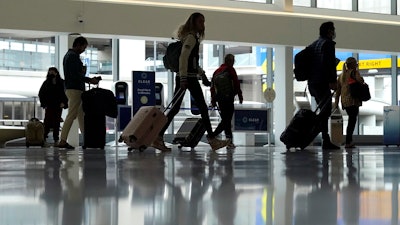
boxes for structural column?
[274,46,294,146]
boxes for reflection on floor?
[0,144,399,225]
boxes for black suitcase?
[173,117,206,148]
[81,87,117,149]
[280,92,334,150]
[83,113,106,149]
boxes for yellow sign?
[337,58,397,70]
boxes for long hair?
[342,57,357,73]
[177,12,205,40]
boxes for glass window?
[0,37,55,71]
[233,0,267,3]
[0,41,9,50]
[83,38,113,75]
[317,0,352,10]
[398,0,400,14]
[294,0,311,7]
[358,0,391,14]
[24,43,36,52]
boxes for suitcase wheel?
[127,147,134,152]
[139,145,147,152]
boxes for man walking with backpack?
[308,21,340,150]
[211,54,243,150]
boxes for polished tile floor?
[0,143,400,225]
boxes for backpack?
[293,46,313,81]
[163,41,182,72]
[213,69,234,99]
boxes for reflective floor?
[0,143,400,225]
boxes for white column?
[274,0,293,12]
[274,46,294,146]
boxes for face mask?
[332,31,336,40]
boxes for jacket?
[335,69,364,108]
[38,76,68,108]
[308,37,337,86]
[63,49,90,91]
[210,64,242,104]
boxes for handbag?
[348,70,371,101]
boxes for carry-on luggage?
[173,117,206,148]
[280,92,334,150]
[25,97,45,147]
[119,89,185,152]
[119,106,168,152]
[81,84,118,149]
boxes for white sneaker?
[207,136,228,151]
[151,136,172,152]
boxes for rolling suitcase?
[173,117,206,148]
[81,85,118,149]
[119,89,185,152]
[119,106,168,152]
[280,92,334,150]
[25,97,45,148]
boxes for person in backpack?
[57,36,100,149]
[334,57,364,148]
[210,54,243,150]
[307,21,340,150]
[152,12,228,152]
[38,67,68,146]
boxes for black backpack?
[163,41,182,72]
[213,69,234,99]
[293,46,313,81]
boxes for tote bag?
[348,71,371,101]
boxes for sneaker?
[152,136,171,152]
[322,141,340,150]
[53,140,59,147]
[226,139,236,150]
[42,141,50,148]
[56,140,75,149]
[207,136,228,151]
[345,142,356,148]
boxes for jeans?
[344,105,359,144]
[159,76,215,138]
[213,96,234,139]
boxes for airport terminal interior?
[1,0,400,224]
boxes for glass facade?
[0,38,54,71]
[317,0,352,10]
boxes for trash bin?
[330,108,343,146]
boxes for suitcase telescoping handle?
[163,88,186,114]
[314,91,336,115]
[32,96,37,118]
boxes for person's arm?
[179,34,196,89]
[230,67,243,103]
[334,75,342,108]
[38,81,48,108]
